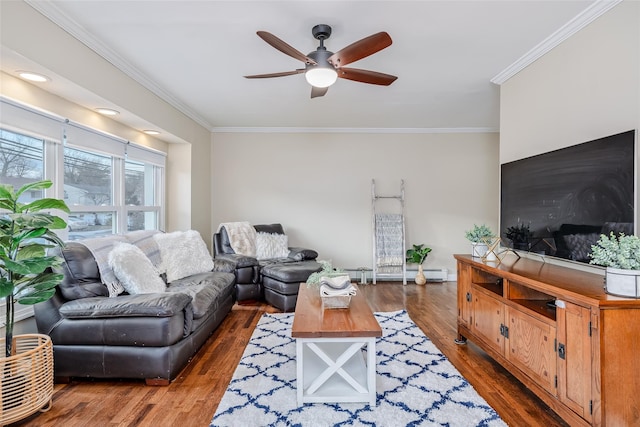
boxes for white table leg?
[296,337,377,406]
[296,338,304,405]
[367,337,376,405]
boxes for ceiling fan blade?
[257,31,317,65]
[311,86,328,98]
[244,69,305,79]
[337,67,397,86]
[328,32,392,67]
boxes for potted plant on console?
[505,223,532,251]
[0,180,69,424]
[406,244,432,285]
[464,224,495,258]
[589,232,640,298]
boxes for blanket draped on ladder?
[375,213,404,273]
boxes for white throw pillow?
[108,242,166,294]
[255,232,290,260]
[154,230,215,282]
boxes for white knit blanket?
[375,213,404,268]
[218,221,256,257]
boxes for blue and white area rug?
[211,310,506,427]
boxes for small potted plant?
[464,224,495,258]
[0,180,69,424]
[505,223,532,251]
[406,244,432,285]
[590,232,640,298]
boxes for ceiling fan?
[244,24,397,98]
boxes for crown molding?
[491,0,622,85]
[211,127,499,134]
[25,0,213,130]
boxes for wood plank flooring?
[13,282,568,427]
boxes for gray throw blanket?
[79,235,128,297]
[80,230,162,297]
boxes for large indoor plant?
[464,224,495,258]
[0,180,69,423]
[406,244,432,285]
[589,232,640,298]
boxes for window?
[125,159,162,231]
[0,129,45,201]
[1,98,166,241]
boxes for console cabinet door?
[556,301,592,423]
[457,263,473,329]
[472,289,504,355]
[505,307,557,395]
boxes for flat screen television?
[500,130,636,264]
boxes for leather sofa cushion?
[261,260,322,283]
[254,223,285,235]
[59,292,193,319]
[218,227,234,254]
[288,247,319,261]
[53,243,110,300]
[50,311,189,347]
[216,253,259,269]
[167,271,235,319]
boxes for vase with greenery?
[406,244,432,285]
[590,232,640,297]
[505,223,532,250]
[0,180,69,357]
[464,224,495,257]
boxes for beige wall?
[212,131,499,275]
[0,1,213,240]
[500,0,639,231]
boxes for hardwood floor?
[13,282,568,427]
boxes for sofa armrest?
[288,247,318,261]
[215,252,259,268]
[212,258,237,273]
[59,292,193,319]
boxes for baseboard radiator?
[345,268,449,283]
[406,268,449,282]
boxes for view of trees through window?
[1,126,163,240]
[0,129,44,202]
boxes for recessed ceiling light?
[17,71,50,83]
[95,108,120,116]
[143,130,161,135]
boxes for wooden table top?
[292,283,382,338]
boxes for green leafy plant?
[505,223,532,244]
[306,260,346,285]
[0,180,69,358]
[464,224,495,243]
[589,232,640,270]
[406,244,432,265]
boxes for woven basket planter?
[0,334,54,425]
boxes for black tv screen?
[500,130,635,263]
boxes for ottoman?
[261,260,322,312]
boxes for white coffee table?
[291,283,382,406]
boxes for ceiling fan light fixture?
[305,67,337,88]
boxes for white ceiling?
[3,0,600,134]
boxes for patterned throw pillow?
[154,230,215,282]
[108,242,166,294]
[255,232,290,260]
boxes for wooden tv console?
[454,254,640,427]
